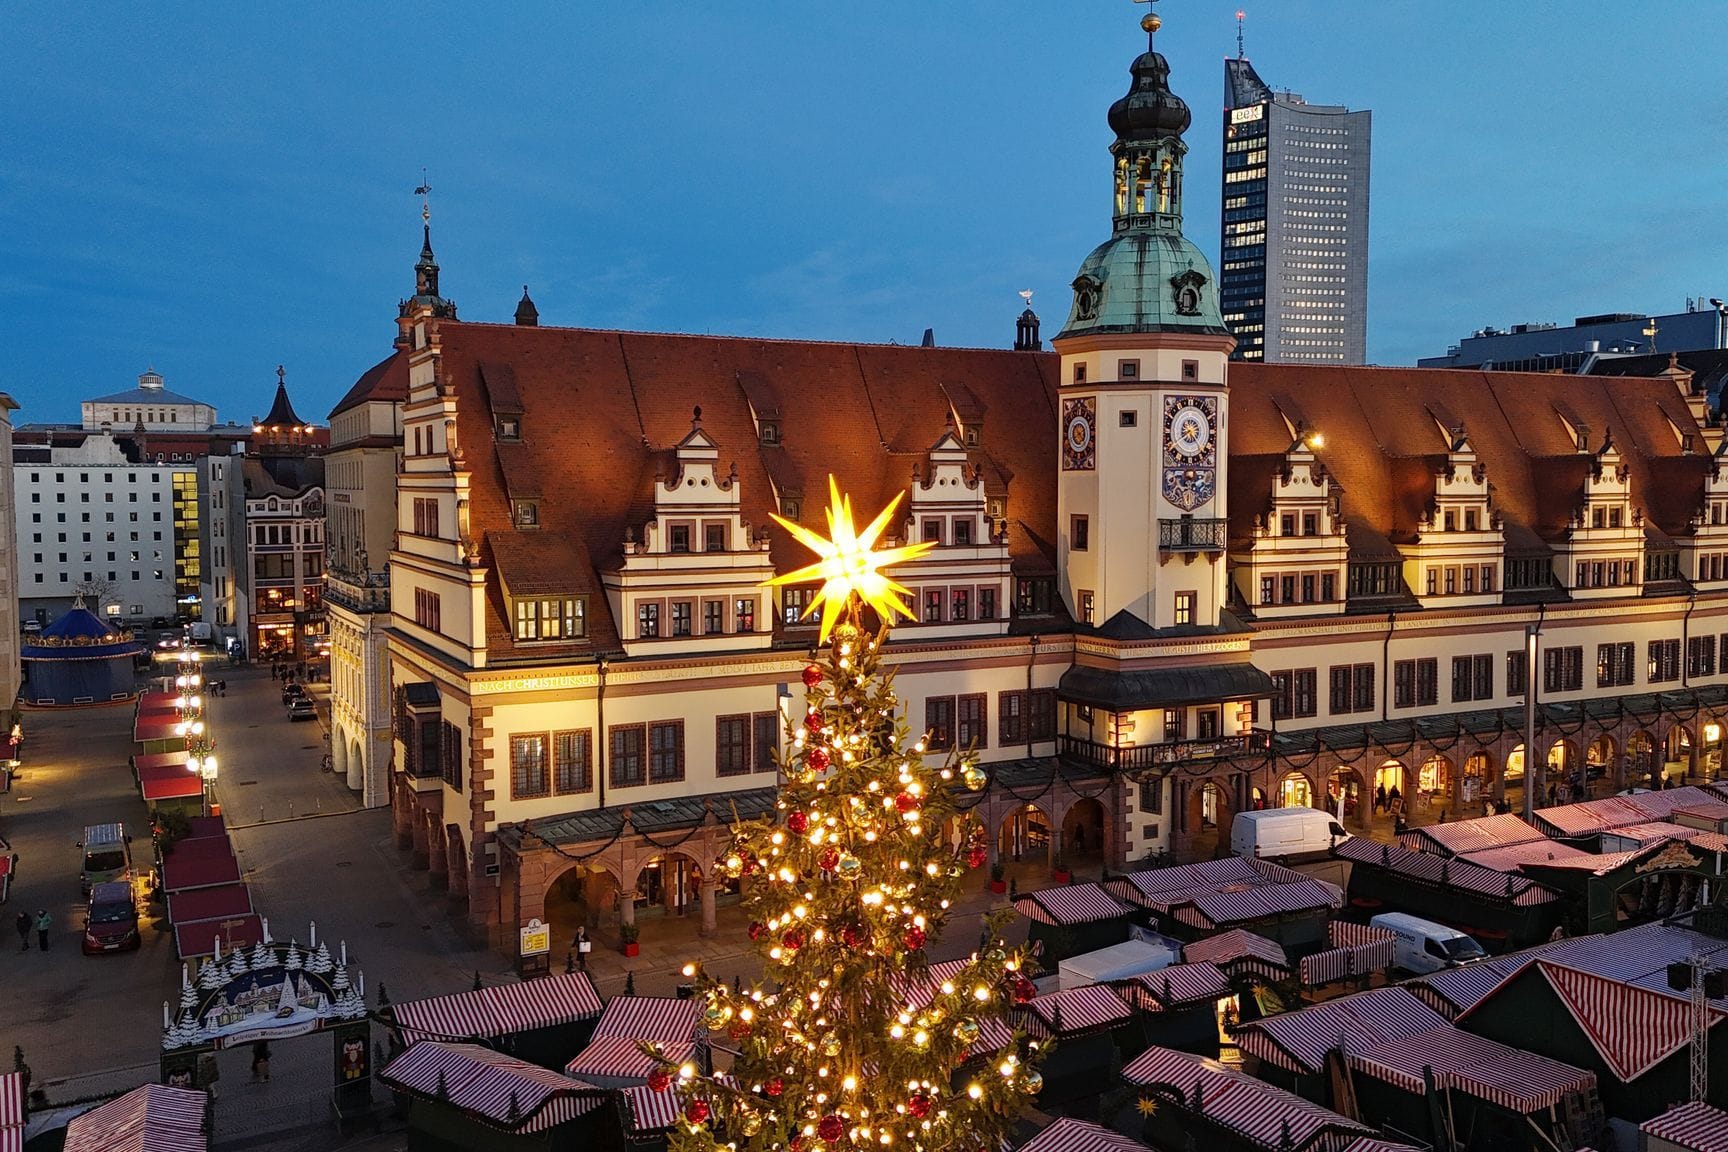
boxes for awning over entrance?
[1058,662,1274,712]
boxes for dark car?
[83,881,140,954]
[282,683,308,706]
[287,697,316,722]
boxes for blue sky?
[3,2,1725,424]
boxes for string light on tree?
[662,478,1038,1152]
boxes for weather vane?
[1134,0,1161,44]
[413,168,432,225]
[1019,289,1034,309]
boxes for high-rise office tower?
[1220,49,1371,363]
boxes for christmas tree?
[659,479,1045,1152]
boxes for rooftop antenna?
[1237,9,1246,59]
[1134,0,1161,48]
[414,169,432,225]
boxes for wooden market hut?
[1013,882,1135,962]
[1018,985,1136,1111]
[61,1083,210,1152]
[1110,960,1231,1059]
[381,1041,611,1152]
[1232,987,1450,1104]
[1333,837,1562,950]
[1106,857,1342,949]
[563,998,704,1090]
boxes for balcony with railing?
[324,569,391,613]
[1158,518,1228,552]
[1058,731,1269,772]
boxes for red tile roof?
[330,352,409,417]
[416,321,1713,659]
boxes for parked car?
[83,880,141,954]
[282,683,308,706]
[287,697,317,722]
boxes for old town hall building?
[352,19,1728,952]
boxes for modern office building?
[0,391,19,719]
[1418,301,1728,370]
[1220,53,1370,363]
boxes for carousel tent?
[19,605,144,706]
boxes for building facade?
[81,369,216,434]
[244,374,328,661]
[1220,54,1370,364]
[0,391,19,717]
[11,434,197,626]
[1417,302,1728,371]
[365,17,1728,957]
[324,352,408,807]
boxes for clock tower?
[1053,7,1234,631]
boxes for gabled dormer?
[1556,429,1644,599]
[603,410,774,656]
[1232,429,1347,617]
[892,428,1012,638]
[1406,425,1505,608]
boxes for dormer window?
[760,420,781,446]
[514,596,586,641]
[781,497,801,520]
[963,425,980,447]
[513,500,539,529]
[496,417,521,441]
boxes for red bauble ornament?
[729,1020,752,1041]
[1011,976,1036,1004]
[840,923,868,950]
[803,664,824,688]
[765,1077,785,1097]
[789,1137,807,1152]
[782,928,806,951]
[967,845,988,869]
[807,747,831,773]
[907,1093,932,1119]
[902,926,927,951]
[818,1114,846,1143]
[685,1098,712,1125]
[787,810,809,835]
[748,921,766,941]
[742,856,759,876]
[805,710,825,734]
[647,1068,671,1092]
[894,791,919,814]
[818,845,841,873]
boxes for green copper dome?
[1056,231,1227,340]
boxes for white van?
[1230,808,1349,861]
[1369,912,1487,975]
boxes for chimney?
[920,328,936,348]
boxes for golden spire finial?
[1136,0,1161,41]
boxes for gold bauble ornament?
[821,1033,842,1056]
[953,1018,980,1045]
[962,764,987,791]
[1020,1070,1044,1094]
[741,1111,764,1135]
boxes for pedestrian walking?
[1373,783,1387,814]
[34,910,50,951]
[1387,784,1402,808]
[14,911,29,952]
[574,926,592,971]
[251,1040,271,1082]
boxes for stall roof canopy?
[1018,1117,1153,1152]
[381,1042,602,1134]
[1234,987,1451,1076]
[1642,1101,1728,1152]
[1109,856,1342,931]
[160,850,240,893]
[1122,1045,1376,1152]
[1058,662,1273,712]
[165,884,252,926]
[1014,882,1133,926]
[391,971,603,1045]
[1347,1025,1595,1115]
[62,1083,208,1152]
[1531,784,1728,838]
[1021,985,1133,1039]
[173,914,261,960]
[1335,836,1559,906]
[1400,813,1545,857]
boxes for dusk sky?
[3,2,1725,425]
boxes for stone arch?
[1326,766,1367,829]
[1504,744,1528,809]
[1461,751,1494,814]
[332,730,351,781]
[1416,754,1455,817]
[1703,716,1727,781]
[1062,797,1107,862]
[1000,802,1053,866]
[445,824,469,902]
[348,736,365,794]
[544,860,620,948]
[1371,759,1409,811]
[1276,769,1315,809]
[628,849,706,921]
[1587,735,1619,795]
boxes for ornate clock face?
[1170,404,1211,458]
[1061,397,1096,471]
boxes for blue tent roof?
[43,606,121,641]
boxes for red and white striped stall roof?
[1400,813,1546,857]
[0,1071,21,1152]
[564,1036,696,1082]
[620,1075,738,1134]
[1014,883,1133,926]
[1455,840,1594,873]
[382,1041,602,1133]
[62,1083,209,1152]
[392,972,604,1045]
[1334,837,1558,905]
[1122,1046,1372,1151]
[593,996,702,1044]
[1346,1025,1595,1114]
[1018,1116,1152,1152]
[1529,960,1727,1082]
[1642,1101,1728,1151]
[893,957,975,1013]
[1021,985,1132,1038]
[1334,1139,1424,1152]
[1531,785,1724,838]
[1402,948,1549,1018]
[1182,929,1289,979]
[1233,988,1448,1076]
[1298,922,1397,987]
[1108,858,1342,930]
[1114,961,1230,1011]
